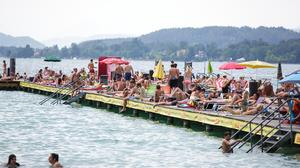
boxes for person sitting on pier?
[33,69,43,83]
[113,78,126,91]
[154,84,164,103]
[222,131,241,153]
[276,83,300,98]
[120,82,145,112]
[239,76,248,90]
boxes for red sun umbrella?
[219,62,246,70]
[100,58,129,65]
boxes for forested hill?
[139,26,300,48]
[0,32,45,49]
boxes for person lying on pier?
[153,87,190,108]
[222,91,271,115]
[222,131,241,153]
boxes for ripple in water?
[0,91,299,168]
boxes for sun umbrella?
[277,62,283,80]
[239,60,276,69]
[152,60,165,79]
[100,58,129,65]
[219,62,246,70]
[207,60,213,74]
[279,72,300,84]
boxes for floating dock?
[1,81,300,149]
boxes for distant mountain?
[0,32,45,49]
[43,34,135,47]
[138,26,300,48]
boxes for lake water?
[0,91,300,168]
[0,58,300,167]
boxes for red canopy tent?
[98,56,129,82]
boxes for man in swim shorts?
[124,64,134,81]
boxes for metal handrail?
[51,84,84,105]
[228,97,278,139]
[218,97,279,150]
[39,78,82,105]
[39,80,77,105]
[246,114,290,153]
[237,100,289,149]
[231,98,289,150]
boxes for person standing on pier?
[168,63,180,92]
[115,64,124,81]
[2,60,6,78]
[88,59,95,75]
[124,64,134,81]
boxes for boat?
[44,55,61,62]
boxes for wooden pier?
[1,81,300,149]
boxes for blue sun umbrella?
[279,70,300,84]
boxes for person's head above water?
[224,131,231,141]
[48,153,59,164]
[7,154,20,167]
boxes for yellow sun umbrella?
[152,60,165,79]
[239,60,276,69]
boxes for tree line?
[0,38,300,63]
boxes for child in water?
[222,131,241,153]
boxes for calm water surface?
[0,91,300,167]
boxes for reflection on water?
[0,91,299,167]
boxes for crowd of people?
[2,59,299,121]
[1,59,299,121]
[2,59,300,155]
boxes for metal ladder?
[50,84,84,105]
[39,80,80,105]
[227,98,294,153]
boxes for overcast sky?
[1,0,299,41]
